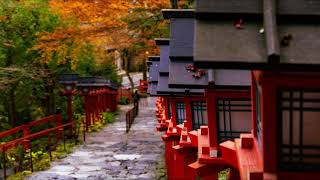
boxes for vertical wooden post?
[84,96,90,132]
[2,146,6,180]
[162,97,168,120]
[251,71,257,136]
[171,98,177,126]
[67,94,73,123]
[185,98,193,131]
[22,126,30,149]
[29,145,33,172]
[103,89,107,112]
[206,89,218,148]
[261,74,277,172]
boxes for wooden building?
[192,1,320,180]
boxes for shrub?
[102,111,115,124]
[118,96,130,105]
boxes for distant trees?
[0,0,61,127]
[0,0,120,130]
[0,0,196,130]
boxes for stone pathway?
[27,97,166,180]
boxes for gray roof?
[148,82,158,96]
[162,9,195,59]
[196,0,261,15]
[155,36,204,94]
[210,70,251,87]
[157,74,204,95]
[162,9,195,19]
[148,56,160,62]
[157,75,184,94]
[169,60,208,88]
[155,38,170,46]
[158,45,170,74]
[196,0,320,16]
[194,19,267,69]
[194,1,320,70]
[148,61,160,82]
[168,59,250,88]
[169,18,194,58]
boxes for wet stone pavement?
[26,97,166,180]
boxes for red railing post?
[2,145,6,180]
[66,93,73,123]
[88,93,94,126]
[56,113,63,143]
[84,96,90,132]
[104,89,108,111]
[22,126,31,150]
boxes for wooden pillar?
[260,74,277,173]
[84,95,90,131]
[171,98,177,126]
[251,71,257,136]
[67,94,73,122]
[185,97,193,131]
[163,97,168,120]
[206,89,218,147]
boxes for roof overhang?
[193,3,320,71]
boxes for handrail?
[0,126,26,138]
[118,88,132,102]
[0,114,61,141]
[0,115,82,180]
[28,115,58,126]
[126,102,139,133]
[0,121,74,152]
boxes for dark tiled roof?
[196,0,261,16]
[148,56,160,62]
[170,18,194,58]
[194,1,320,70]
[157,75,184,94]
[194,19,266,69]
[148,61,160,82]
[155,38,170,46]
[211,70,251,87]
[148,82,158,96]
[162,9,195,19]
[157,74,204,95]
[158,45,170,74]
[196,0,320,17]
[169,60,208,88]
[168,60,250,88]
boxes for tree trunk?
[122,49,135,95]
[171,0,178,8]
[8,87,18,127]
[126,71,134,95]
[142,58,147,81]
[45,83,55,116]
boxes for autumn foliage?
[33,0,172,69]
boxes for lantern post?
[58,74,78,123]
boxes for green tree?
[0,0,59,127]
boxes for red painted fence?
[125,102,139,133]
[0,114,82,179]
[118,88,132,103]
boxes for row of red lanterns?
[59,74,119,132]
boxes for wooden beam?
[263,0,280,63]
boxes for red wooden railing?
[0,114,82,179]
[118,88,132,103]
[125,102,139,133]
[0,115,62,149]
